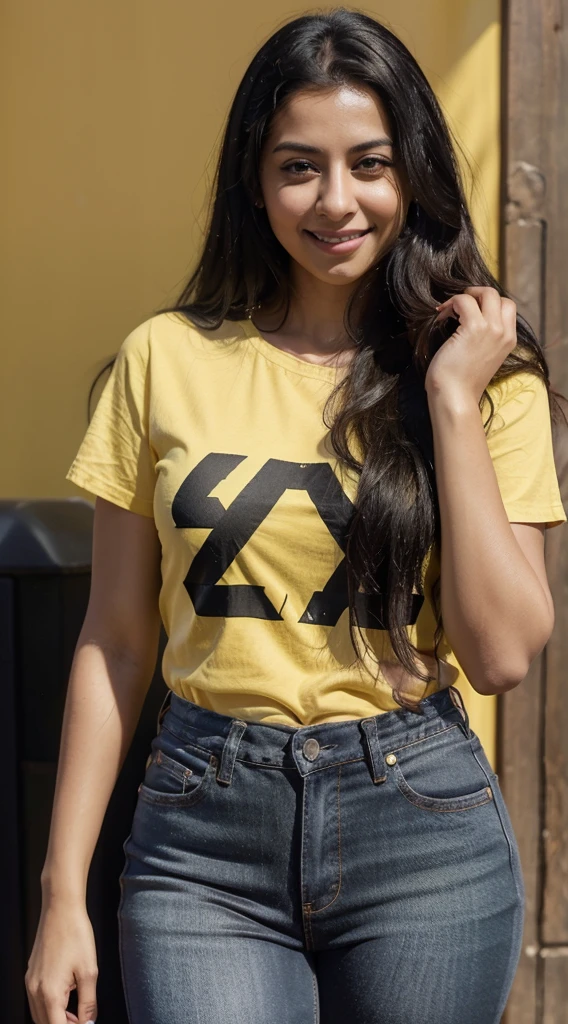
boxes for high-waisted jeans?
[117,685,524,1024]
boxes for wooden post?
[500,0,568,1020]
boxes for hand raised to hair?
[425,285,518,404]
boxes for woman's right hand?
[25,902,98,1024]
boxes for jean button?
[303,738,320,761]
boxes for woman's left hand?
[425,285,518,404]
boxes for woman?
[26,8,567,1024]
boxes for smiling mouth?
[306,227,373,242]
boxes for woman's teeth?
[311,230,369,242]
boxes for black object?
[0,499,168,1024]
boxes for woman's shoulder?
[477,367,557,458]
[481,367,549,424]
[484,366,545,399]
[121,310,249,360]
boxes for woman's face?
[258,84,413,291]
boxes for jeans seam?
[493,886,525,1021]
[301,772,313,951]
[386,722,459,756]
[304,904,314,950]
[234,755,365,772]
[471,746,525,904]
[152,749,208,786]
[138,756,217,806]
[311,962,320,1024]
[470,749,525,1020]
[391,752,494,812]
[304,755,364,774]
[158,724,215,758]
[235,759,299,770]
[310,764,342,914]
[396,786,493,812]
[117,857,134,1024]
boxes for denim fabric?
[118,686,524,1024]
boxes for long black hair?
[93,7,566,709]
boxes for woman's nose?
[314,169,356,220]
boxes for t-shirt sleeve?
[65,320,156,517]
[483,370,567,528]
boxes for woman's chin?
[289,247,380,286]
[310,259,378,284]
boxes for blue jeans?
[118,686,524,1023]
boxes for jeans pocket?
[138,726,219,806]
[387,722,494,813]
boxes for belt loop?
[360,717,388,784]
[156,688,173,734]
[448,685,470,737]
[216,719,248,786]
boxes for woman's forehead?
[266,85,393,145]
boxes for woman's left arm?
[426,285,556,696]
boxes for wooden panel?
[541,948,568,1024]
[503,0,568,1014]
[499,0,568,1018]
[539,0,568,949]
[542,427,568,944]
[501,3,546,1020]
[498,668,544,1021]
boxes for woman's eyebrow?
[271,137,393,154]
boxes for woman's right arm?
[25,496,162,1024]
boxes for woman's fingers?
[436,287,514,348]
[76,970,98,1024]
[500,296,519,348]
[28,987,75,1024]
[25,905,99,1024]
[426,285,518,399]
[435,291,485,328]
[464,285,505,336]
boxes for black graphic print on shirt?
[172,454,424,629]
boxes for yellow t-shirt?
[66,311,567,724]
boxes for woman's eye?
[282,153,392,174]
[357,157,392,171]
[284,160,315,175]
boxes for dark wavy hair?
[92,6,566,709]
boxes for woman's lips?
[304,227,374,254]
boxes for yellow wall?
[0,1,500,763]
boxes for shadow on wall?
[0,499,168,1024]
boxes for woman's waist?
[158,677,466,773]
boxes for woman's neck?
[252,266,358,362]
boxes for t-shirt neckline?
[238,318,343,382]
